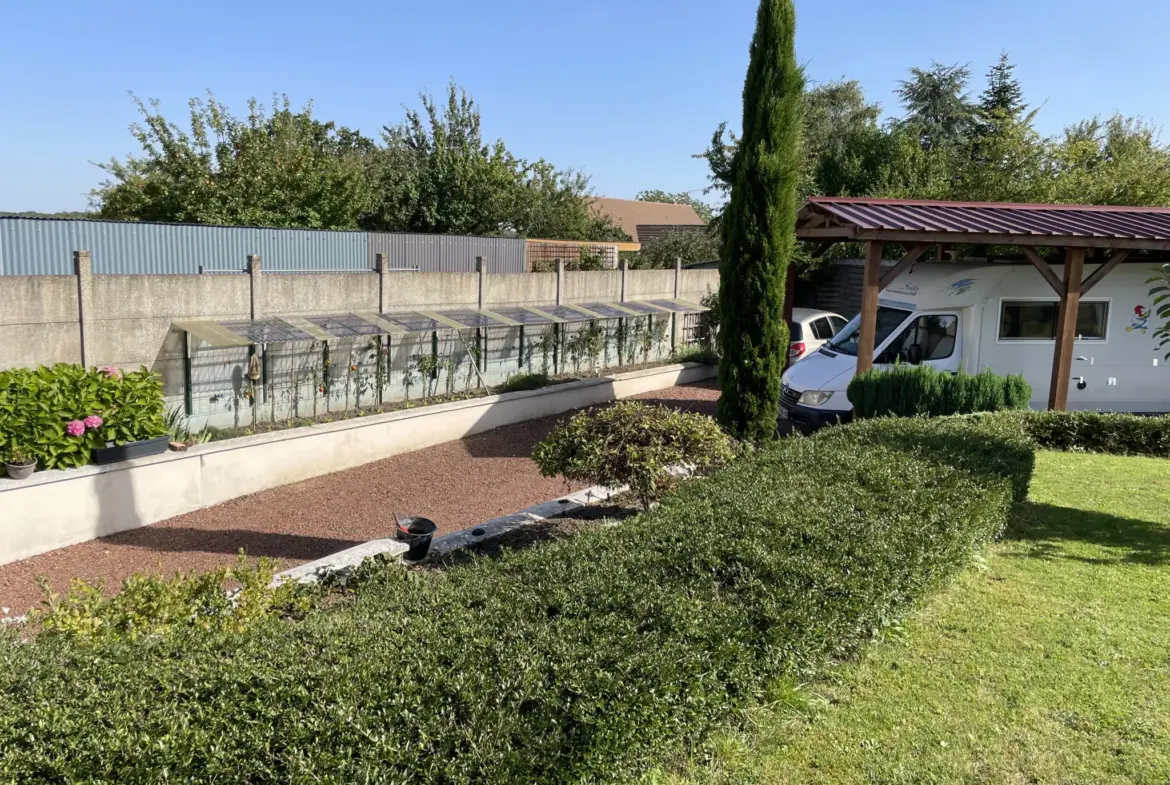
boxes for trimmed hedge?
[848,364,1031,419]
[1012,410,1170,457]
[0,417,1033,784]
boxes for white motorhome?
[780,261,1169,428]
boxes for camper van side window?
[999,301,1109,341]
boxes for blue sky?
[3,0,1169,213]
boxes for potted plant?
[4,444,36,480]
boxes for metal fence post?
[555,258,564,305]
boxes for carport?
[796,197,1170,409]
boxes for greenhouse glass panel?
[220,318,314,344]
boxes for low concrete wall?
[0,363,715,566]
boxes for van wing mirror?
[907,344,925,365]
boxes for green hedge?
[1009,410,1170,457]
[848,364,1031,419]
[0,417,1033,784]
[0,364,166,470]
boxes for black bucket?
[396,516,437,561]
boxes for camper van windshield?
[826,307,913,356]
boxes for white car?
[790,308,848,364]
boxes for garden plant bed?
[0,381,720,617]
[203,359,696,443]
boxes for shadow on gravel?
[101,527,364,562]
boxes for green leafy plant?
[673,345,720,365]
[565,321,605,373]
[164,408,210,446]
[35,554,314,643]
[533,401,736,510]
[1147,263,1170,359]
[4,443,34,466]
[0,364,166,470]
[847,365,1031,419]
[497,372,551,394]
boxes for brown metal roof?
[799,196,1170,251]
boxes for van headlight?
[798,390,834,407]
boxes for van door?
[875,312,962,373]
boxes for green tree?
[91,86,625,241]
[1050,115,1170,206]
[895,62,975,153]
[92,93,378,229]
[717,0,803,442]
[979,53,1026,121]
[367,85,625,240]
[630,228,720,269]
[634,189,715,223]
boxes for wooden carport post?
[1047,247,1086,410]
[856,240,884,374]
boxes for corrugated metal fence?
[0,218,527,275]
[367,233,526,274]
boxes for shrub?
[0,417,1031,784]
[0,364,166,470]
[532,402,736,509]
[848,364,1032,419]
[1012,410,1170,457]
[35,555,314,643]
[496,371,552,394]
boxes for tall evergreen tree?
[980,53,1026,119]
[716,0,804,442]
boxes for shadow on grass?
[1004,502,1170,566]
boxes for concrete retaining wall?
[0,362,716,566]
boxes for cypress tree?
[716,0,804,441]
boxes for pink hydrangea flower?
[84,415,103,430]
[66,420,86,437]
[101,366,122,379]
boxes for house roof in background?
[590,198,706,243]
[799,196,1170,250]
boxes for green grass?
[652,451,1170,785]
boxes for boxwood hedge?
[0,416,1033,784]
[1013,409,1170,457]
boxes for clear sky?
[3,0,1169,213]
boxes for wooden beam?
[878,244,929,291]
[1080,249,1132,294]
[797,226,858,240]
[856,241,884,375]
[855,229,1170,253]
[1020,247,1064,295]
[1048,247,1086,411]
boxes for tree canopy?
[92,86,625,241]
[699,53,1170,214]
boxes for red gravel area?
[0,381,721,616]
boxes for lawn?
[653,451,1170,785]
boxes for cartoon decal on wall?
[948,278,976,296]
[1127,305,1151,334]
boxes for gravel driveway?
[0,381,720,616]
